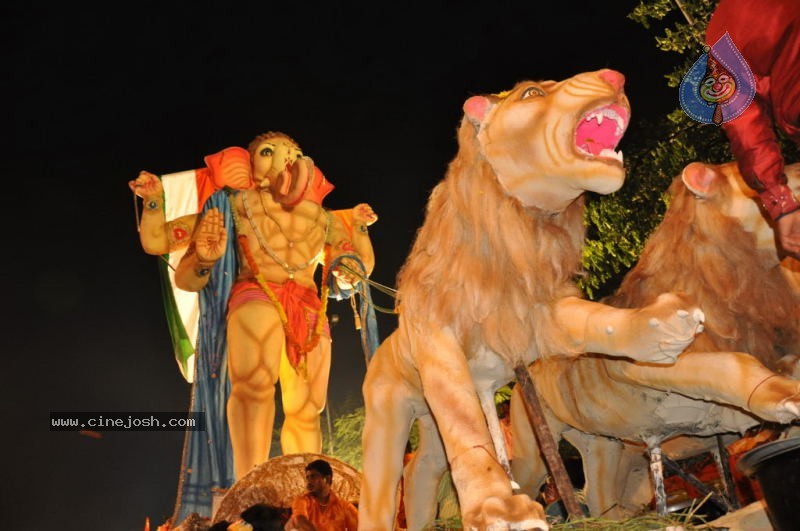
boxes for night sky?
[6,1,685,528]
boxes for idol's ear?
[463,95,494,127]
[682,162,720,198]
[204,146,253,190]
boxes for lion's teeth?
[583,108,627,131]
[599,148,624,163]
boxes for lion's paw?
[777,397,800,423]
[467,494,548,531]
[749,377,800,424]
[627,293,705,364]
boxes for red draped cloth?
[228,279,330,369]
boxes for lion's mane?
[395,118,585,362]
[608,174,800,369]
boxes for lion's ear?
[682,162,720,198]
[463,96,494,126]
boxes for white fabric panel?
[161,170,202,383]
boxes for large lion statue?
[358,70,706,531]
[510,161,800,519]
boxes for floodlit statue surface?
[358,70,705,531]
[131,132,377,490]
[510,161,800,519]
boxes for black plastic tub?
[737,437,800,531]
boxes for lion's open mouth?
[574,103,629,164]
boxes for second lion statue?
[510,161,800,519]
[358,70,705,530]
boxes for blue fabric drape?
[173,191,236,522]
[326,254,380,363]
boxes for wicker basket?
[212,452,362,524]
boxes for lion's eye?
[260,147,274,157]
[521,86,545,99]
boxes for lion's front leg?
[554,293,705,364]
[411,328,548,530]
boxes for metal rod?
[649,444,668,516]
[132,190,142,232]
[662,454,732,512]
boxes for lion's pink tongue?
[575,118,619,156]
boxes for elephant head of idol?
[248,132,333,207]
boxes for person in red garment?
[706,0,800,256]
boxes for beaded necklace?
[241,190,329,279]
[230,191,331,371]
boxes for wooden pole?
[714,434,741,510]
[514,364,583,519]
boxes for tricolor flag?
[158,147,253,382]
